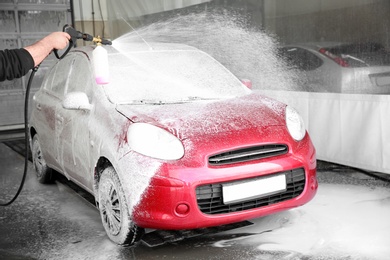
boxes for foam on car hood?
[116,93,286,139]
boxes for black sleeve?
[0,48,35,82]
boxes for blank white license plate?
[222,174,287,204]
[376,76,390,87]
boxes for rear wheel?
[31,134,53,184]
[98,166,144,245]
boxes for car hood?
[116,93,286,140]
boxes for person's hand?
[24,31,71,66]
[43,32,71,50]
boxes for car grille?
[208,144,288,166]
[196,168,305,215]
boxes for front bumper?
[132,153,317,230]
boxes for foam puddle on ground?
[211,183,390,260]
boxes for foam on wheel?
[98,166,144,245]
[31,134,53,184]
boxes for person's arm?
[0,48,34,81]
[24,32,70,67]
[0,32,70,82]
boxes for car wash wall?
[0,1,73,141]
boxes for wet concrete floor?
[1,142,390,260]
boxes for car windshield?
[103,49,250,104]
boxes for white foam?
[113,12,306,92]
[212,183,390,259]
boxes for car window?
[280,47,323,71]
[326,43,390,67]
[66,52,93,101]
[45,55,75,98]
[42,64,57,92]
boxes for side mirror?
[62,92,92,111]
[240,79,252,89]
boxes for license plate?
[222,174,287,204]
[370,72,390,87]
[375,76,390,87]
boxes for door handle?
[36,103,42,111]
[56,115,64,124]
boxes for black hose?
[0,66,37,206]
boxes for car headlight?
[127,123,184,160]
[285,106,306,141]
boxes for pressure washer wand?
[63,24,112,46]
[64,25,93,47]
[55,25,112,59]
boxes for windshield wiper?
[124,99,165,105]
[124,97,220,105]
[183,96,220,101]
[341,54,369,66]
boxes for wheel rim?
[101,181,122,236]
[32,140,44,178]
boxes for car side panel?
[31,90,61,170]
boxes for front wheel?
[98,166,144,245]
[31,134,53,184]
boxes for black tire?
[31,134,53,184]
[98,166,144,245]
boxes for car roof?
[73,41,199,57]
[282,41,386,52]
[281,42,345,51]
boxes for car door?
[32,55,74,172]
[56,52,94,190]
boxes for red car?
[30,41,317,245]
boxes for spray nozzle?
[63,24,112,46]
[91,36,112,46]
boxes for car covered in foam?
[29,40,317,245]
